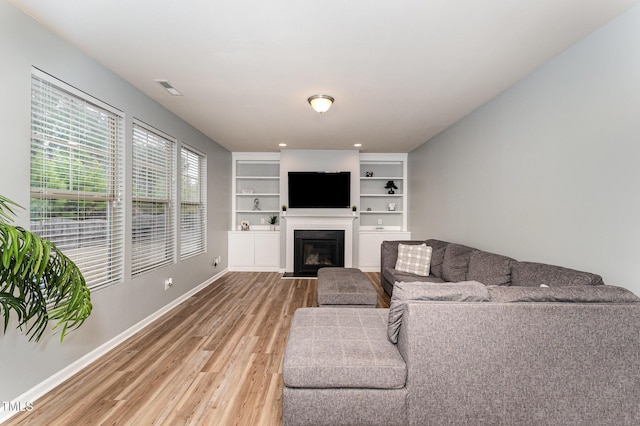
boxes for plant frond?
[0,207,92,342]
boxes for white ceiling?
[10,0,639,153]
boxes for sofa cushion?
[425,239,448,278]
[441,243,477,282]
[387,281,490,343]
[467,250,515,286]
[383,267,445,287]
[284,308,407,389]
[511,261,604,287]
[487,285,640,303]
[395,243,432,276]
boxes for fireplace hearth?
[294,230,345,277]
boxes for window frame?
[180,144,207,260]
[29,68,125,291]
[131,120,177,276]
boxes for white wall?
[0,1,231,401]
[280,149,360,212]
[409,4,640,294]
[279,150,360,269]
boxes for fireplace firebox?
[294,230,345,277]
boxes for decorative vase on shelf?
[384,180,398,194]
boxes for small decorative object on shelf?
[268,215,278,231]
[241,189,253,194]
[365,171,374,177]
[253,198,261,210]
[241,221,250,231]
[367,207,372,211]
[282,204,287,211]
[352,205,357,211]
[388,203,396,211]
[384,180,398,194]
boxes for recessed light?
[279,143,287,147]
[354,143,362,147]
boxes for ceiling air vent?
[154,79,182,96]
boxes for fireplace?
[294,230,345,277]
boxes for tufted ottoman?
[282,307,407,426]
[317,267,378,307]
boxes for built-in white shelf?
[359,153,408,231]
[232,152,281,231]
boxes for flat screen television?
[288,171,350,208]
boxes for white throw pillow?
[395,243,432,276]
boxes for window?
[30,69,125,291]
[180,146,206,259]
[131,122,176,276]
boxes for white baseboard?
[0,269,228,424]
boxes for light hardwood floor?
[7,271,389,426]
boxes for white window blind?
[132,122,176,276]
[30,69,125,291]
[180,146,206,259]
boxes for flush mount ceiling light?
[307,94,334,113]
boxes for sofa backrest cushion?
[487,285,640,303]
[387,280,490,343]
[381,240,427,270]
[467,250,515,286]
[441,243,477,282]
[511,261,604,287]
[425,239,449,278]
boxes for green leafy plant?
[268,215,278,225]
[0,195,92,342]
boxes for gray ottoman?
[317,267,378,307]
[282,308,407,426]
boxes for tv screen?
[288,171,350,208]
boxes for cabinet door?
[358,232,411,270]
[254,233,280,267]
[228,233,255,267]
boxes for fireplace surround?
[284,214,356,275]
[294,230,345,276]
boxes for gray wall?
[0,1,231,400]
[409,4,640,294]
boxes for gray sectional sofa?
[283,239,640,425]
[380,239,604,296]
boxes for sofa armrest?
[396,301,640,425]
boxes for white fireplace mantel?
[283,213,357,273]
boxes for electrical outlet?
[164,278,173,290]
[213,256,222,267]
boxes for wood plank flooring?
[7,271,389,426]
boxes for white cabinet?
[232,152,281,231]
[359,153,408,232]
[358,231,411,271]
[228,231,280,271]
